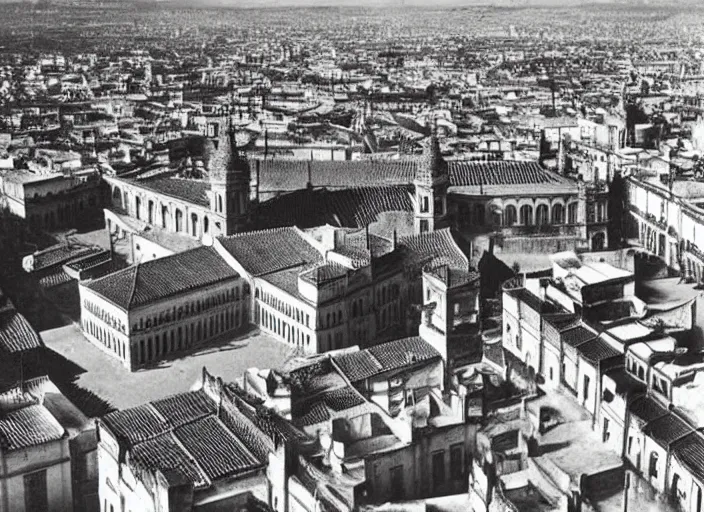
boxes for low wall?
[580,464,625,501]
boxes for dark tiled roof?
[644,411,694,448]
[85,246,238,310]
[150,389,215,428]
[562,325,597,348]
[671,432,704,483]
[367,336,441,373]
[0,311,43,354]
[175,416,260,481]
[218,227,322,277]
[543,313,580,332]
[132,176,210,208]
[447,161,559,187]
[333,350,384,382]
[628,395,668,425]
[294,401,331,427]
[103,404,170,445]
[0,405,65,451]
[399,228,469,271]
[483,341,506,368]
[65,250,112,272]
[256,159,417,192]
[32,244,100,272]
[576,337,621,363]
[323,387,366,412]
[130,434,209,488]
[255,186,413,230]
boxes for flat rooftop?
[40,324,294,412]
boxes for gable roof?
[398,228,469,272]
[84,246,238,310]
[101,388,267,491]
[0,404,65,452]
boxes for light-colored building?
[79,245,247,370]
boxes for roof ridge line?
[166,429,213,488]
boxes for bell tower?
[414,133,449,234]
[206,117,251,236]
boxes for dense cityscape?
[2,2,704,512]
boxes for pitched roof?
[628,395,668,425]
[130,176,210,208]
[84,246,238,310]
[254,186,414,231]
[0,311,43,354]
[671,431,704,483]
[576,337,621,363]
[218,227,323,277]
[448,161,563,187]
[399,228,469,271]
[31,244,100,272]
[562,325,598,348]
[643,411,694,448]
[0,404,65,452]
[102,388,267,490]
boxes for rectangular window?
[602,418,610,443]
[628,436,633,455]
[24,470,48,512]
[583,375,590,401]
[421,196,429,213]
[450,443,463,480]
[420,219,429,233]
[432,450,445,490]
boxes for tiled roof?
[543,313,580,332]
[256,159,417,192]
[643,411,693,448]
[131,176,210,208]
[367,336,441,374]
[255,186,413,230]
[218,227,323,277]
[333,350,383,382]
[483,341,506,368]
[576,337,621,363]
[323,387,366,412]
[85,246,238,310]
[31,244,100,272]
[506,288,545,314]
[0,311,43,354]
[333,336,442,383]
[130,434,209,488]
[671,431,704,483]
[175,416,260,481]
[294,401,331,427]
[448,161,561,187]
[399,228,469,271]
[0,405,65,451]
[628,395,668,425]
[103,387,267,490]
[562,325,597,348]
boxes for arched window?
[536,204,549,225]
[148,200,154,224]
[552,203,565,224]
[203,216,209,234]
[191,214,199,236]
[568,202,578,224]
[352,301,358,318]
[520,205,533,226]
[218,195,223,213]
[162,205,168,228]
[504,205,517,226]
[338,310,343,323]
[174,209,183,232]
[135,197,142,220]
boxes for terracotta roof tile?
[0,311,43,354]
[367,336,442,373]
[130,434,210,489]
[218,227,323,277]
[562,325,597,348]
[399,228,469,271]
[333,350,383,382]
[130,176,210,208]
[175,416,261,481]
[85,246,238,310]
[628,395,668,425]
[0,405,65,451]
[671,432,704,483]
[448,161,561,187]
[644,411,693,448]
[150,389,216,428]
[576,337,621,363]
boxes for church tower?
[414,133,449,234]
[206,117,251,236]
